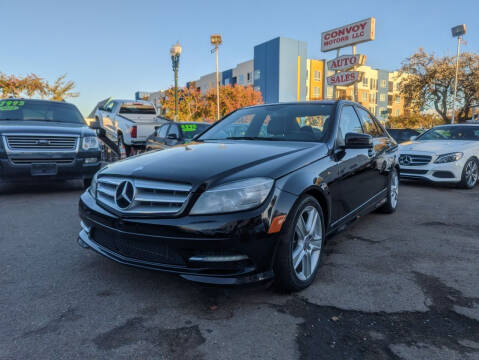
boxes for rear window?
[0,100,85,124]
[119,103,156,115]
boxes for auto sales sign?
[321,18,375,52]
[327,71,361,86]
[327,54,366,72]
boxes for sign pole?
[333,49,340,100]
[352,45,357,102]
[451,36,461,124]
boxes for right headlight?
[190,177,274,215]
[434,152,463,163]
[89,172,98,198]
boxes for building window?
[395,83,401,92]
[380,94,386,102]
[313,71,321,81]
[362,92,368,101]
[380,80,387,88]
[395,95,401,104]
[247,72,252,82]
[369,93,377,104]
[224,78,230,85]
[327,88,333,99]
[388,81,393,92]
[238,74,244,85]
[313,87,321,98]
[395,109,400,116]
[362,77,368,86]
[254,70,260,80]
[370,79,377,90]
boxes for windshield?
[418,126,479,141]
[199,104,334,142]
[119,103,156,114]
[0,99,85,124]
[181,123,209,140]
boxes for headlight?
[82,136,100,150]
[434,152,463,163]
[89,172,98,198]
[190,177,274,215]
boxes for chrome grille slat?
[10,158,74,165]
[96,176,192,216]
[5,135,78,151]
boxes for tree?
[160,86,204,121]
[47,74,79,101]
[386,113,445,129]
[399,48,479,122]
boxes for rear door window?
[157,124,169,138]
[338,106,363,143]
[119,103,156,114]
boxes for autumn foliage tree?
[0,72,78,101]
[160,84,263,122]
[399,48,479,123]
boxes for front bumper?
[78,188,297,284]
[0,151,102,181]
[399,160,464,183]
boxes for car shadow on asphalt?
[0,180,84,195]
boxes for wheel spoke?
[293,247,305,269]
[302,251,312,278]
[306,209,318,236]
[296,216,307,239]
[310,239,322,252]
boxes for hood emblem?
[115,180,135,209]
[399,155,412,166]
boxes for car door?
[355,106,392,193]
[333,105,377,220]
[101,101,116,142]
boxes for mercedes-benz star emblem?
[400,155,412,166]
[115,180,135,209]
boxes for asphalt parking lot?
[1,181,478,360]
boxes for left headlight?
[89,172,98,198]
[434,152,463,164]
[82,136,100,150]
[190,177,274,215]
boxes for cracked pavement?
[0,181,478,359]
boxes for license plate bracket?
[30,163,58,176]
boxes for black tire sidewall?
[379,167,398,213]
[274,195,325,291]
[460,157,479,189]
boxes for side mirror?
[167,133,178,140]
[410,136,417,141]
[345,132,373,149]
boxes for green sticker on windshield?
[181,124,197,132]
[0,100,24,111]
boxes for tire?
[117,133,131,156]
[378,167,399,214]
[274,195,325,292]
[458,157,479,189]
[83,178,92,189]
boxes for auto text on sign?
[327,54,366,72]
[321,17,375,52]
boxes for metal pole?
[174,65,178,121]
[215,46,220,121]
[332,49,340,100]
[352,45,357,102]
[451,36,461,124]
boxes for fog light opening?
[84,157,98,164]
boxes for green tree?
[47,74,79,101]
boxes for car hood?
[399,140,477,154]
[101,140,328,189]
[0,120,95,136]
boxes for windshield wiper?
[225,136,285,141]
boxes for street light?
[170,41,182,121]
[210,34,222,121]
[451,24,466,124]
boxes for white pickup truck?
[94,99,169,152]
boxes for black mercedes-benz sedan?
[78,101,399,291]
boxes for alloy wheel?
[465,160,478,187]
[292,206,323,281]
[390,170,399,208]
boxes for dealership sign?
[321,17,376,52]
[327,71,361,86]
[327,54,366,72]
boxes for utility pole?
[170,42,182,121]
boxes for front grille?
[10,158,74,165]
[399,154,432,166]
[93,228,185,265]
[399,169,428,175]
[96,176,192,216]
[5,135,78,151]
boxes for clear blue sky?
[2,0,478,116]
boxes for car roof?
[1,98,75,106]
[435,123,479,127]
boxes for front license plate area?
[31,164,58,176]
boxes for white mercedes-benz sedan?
[399,124,479,189]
